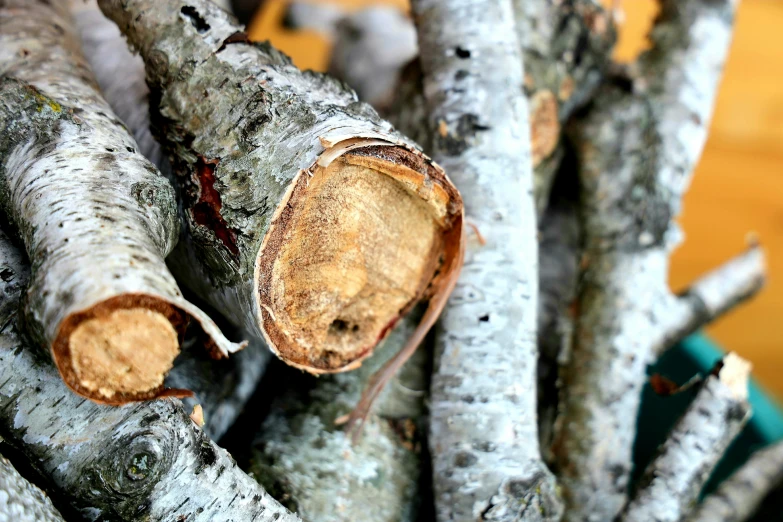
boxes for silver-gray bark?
[553,1,746,520]
[0,453,65,522]
[412,0,561,520]
[686,440,783,522]
[251,314,427,522]
[621,353,752,522]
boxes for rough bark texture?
[412,0,561,520]
[0,453,65,522]
[98,0,463,376]
[0,0,241,404]
[251,313,427,522]
[621,354,752,522]
[552,2,743,520]
[0,230,298,522]
[687,441,783,522]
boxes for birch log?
[0,453,65,522]
[70,1,273,441]
[552,2,752,520]
[687,441,783,522]
[412,0,561,520]
[251,313,427,522]
[621,354,752,522]
[0,0,242,404]
[0,229,298,522]
[98,0,463,376]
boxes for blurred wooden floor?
[248,0,783,398]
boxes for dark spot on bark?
[195,437,218,474]
[505,472,544,498]
[126,147,135,153]
[455,46,471,59]
[0,269,12,283]
[472,440,496,452]
[180,6,211,34]
[478,314,489,322]
[454,450,478,467]
[217,31,251,53]
[51,23,65,35]
[455,70,469,80]
[190,156,239,256]
[726,402,748,423]
[140,413,160,426]
[609,464,626,486]
[105,147,116,153]
[461,395,475,403]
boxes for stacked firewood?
[0,0,779,521]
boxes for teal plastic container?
[634,334,783,493]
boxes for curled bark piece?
[98,0,463,376]
[0,0,241,405]
[251,313,427,522]
[621,354,752,522]
[687,441,783,522]
[552,2,743,519]
[0,231,298,522]
[0,453,65,522]
[412,0,562,520]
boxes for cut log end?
[258,145,459,373]
[53,295,188,404]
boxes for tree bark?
[621,354,752,522]
[0,229,298,522]
[98,0,464,377]
[411,0,561,520]
[686,441,783,522]
[552,2,747,520]
[0,453,65,522]
[0,0,242,405]
[251,312,427,522]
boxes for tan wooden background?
[248,0,783,397]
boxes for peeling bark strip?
[412,0,562,520]
[0,0,241,404]
[621,354,752,522]
[552,1,744,520]
[0,231,298,522]
[687,440,783,522]
[252,314,427,522]
[97,0,463,377]
[0,454,65,522]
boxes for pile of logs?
[0,0,779,520]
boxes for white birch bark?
[552,2,747,520]
[0,0,241,404]
[411,0,562,520]
[0,228,298,522]
[621,354,752,522]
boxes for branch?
[251,312,427,522]
[653,244,765,355]
[552,1,744,520]
[0,0,241,404]
[686,441,783,522]
[0,453,65,522]
[621,354,752,522]
[98,0,463,381]
[411,0,562,519]
[0,230,298,521]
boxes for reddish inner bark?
[191,156,239,256]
